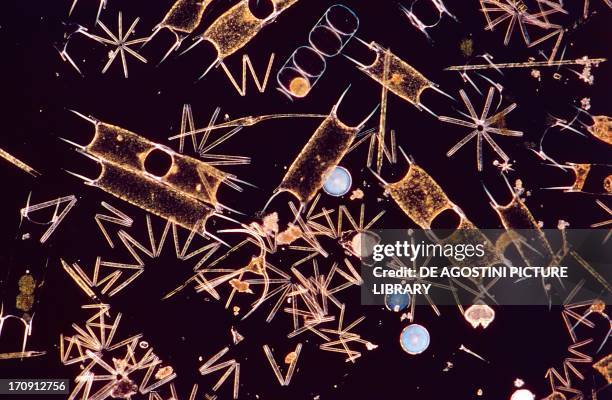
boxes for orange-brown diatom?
[275,92,366,205]
[204,0,299,60]
[93,163,214,233]
[385,162,501,274]
[87,123,227,206]
[83,122,228,232]
[588,115,612,145]
[159,0,214,33]
[492,195,541,230]
[567,163,591,192]
[490,192,554,268]
[593,353,612,384]
[385,163,463,229]
[354,42,433,107]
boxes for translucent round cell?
[510,389,535,400]
[323,166,352,196]
[347,230,380,258]
[385,292,411,312]
[400,324,430,355]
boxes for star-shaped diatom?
[83,12,148,78]
[438,87,523,171]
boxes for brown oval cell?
[18,274,36,295]
[16,293,34,312]
[159,0,214,33]
[604,175,612,193]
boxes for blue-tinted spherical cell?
[400,324,430,355]
[323,166,352,196]
[510,389,535,400]
[385,292,411,312]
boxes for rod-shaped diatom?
[0,351,46,360]
[146,0,215,64]
[87,122,228,206]
[347,40,434,107]
[380,160,501,275]
[158,0,214,34]
[93,162,216,233]
[0,147,40,177]
[67,115,234,234]
[201,0,299,61]
[385,162,466,229]
[445,57,607,71]
[484,183,555,269]
[270,89,375,208]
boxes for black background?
[1,1,611,399]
